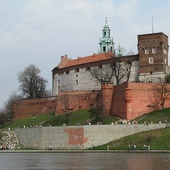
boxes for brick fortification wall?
[15,124,166,149]
[14,83,170,121]
[111,83,170,120]
[55,90,100,116]
[13,97,57,120]
[13,91,100,119]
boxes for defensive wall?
[13,82,170,121]
[15,124,166,149]
[104,82,170,120]
[13,97,57,120]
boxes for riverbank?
[0,149,170,153]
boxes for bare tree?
[18,64,48,99]
[153,81,170,109]
[112,60,132,85]
[89,58,132,85]
[90,64,114,83]
[0,109,6,125]
[4,92,22,120]
[89,105,103,123]
[58,92,75,124]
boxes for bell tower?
[99,18,114,53]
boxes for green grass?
[1,108,170,150]
[135,108,170,124]
[2,113,55,130]
[1,109,121,130]
[95,127,170,150]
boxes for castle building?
[13,20,170,121]
[52,21,169,96]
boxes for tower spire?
[105,17,107,25]
[99,18,114,53]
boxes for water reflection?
[0,152,169,170]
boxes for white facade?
[52,60,139,96]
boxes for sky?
[1,0,170,108]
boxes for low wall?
[15,124,166,149]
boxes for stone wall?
[15,124,166,149]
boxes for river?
[0,152,169,170]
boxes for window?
[66,70,69,74]
[103,46,106,52]
[76,80,78,85]
[165,58,167,64]
[145,48,149,54]
[163,49,167,55]
[75,68,79,72]
[152,48,156,54]
[86,67,91,71]
[98,65,102,68]
[149,58,153,64]
[90,104,94,107]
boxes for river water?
[0,152,169,170]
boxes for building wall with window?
[52,53,139,95]
[138,32,169,82]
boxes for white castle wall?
[53,61,139,95]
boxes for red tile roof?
[58,52,114,69]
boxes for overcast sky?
[0,0,170,108]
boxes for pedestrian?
[128,144,131,151]
[133,144,136,151]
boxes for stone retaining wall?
[15,124,166,149]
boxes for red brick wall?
[102,83,114,115]
[110,83,170,120]
[13,97,57,120]
[13,83,170,121]
[55,91,99,115]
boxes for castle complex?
[52,20,169,96]
[14,20,170,121]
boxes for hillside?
[1,108,170,130]
[95,127,170,150]
[0,108,169,150]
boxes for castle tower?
[99,18,114,53]
[101,83,113,116]
[138,32,169,82]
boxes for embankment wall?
[15,124,166,149]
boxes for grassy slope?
[135,108,170,124]
[2,109,120,129]
[95,127,170,150]
[1,108,170,150]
